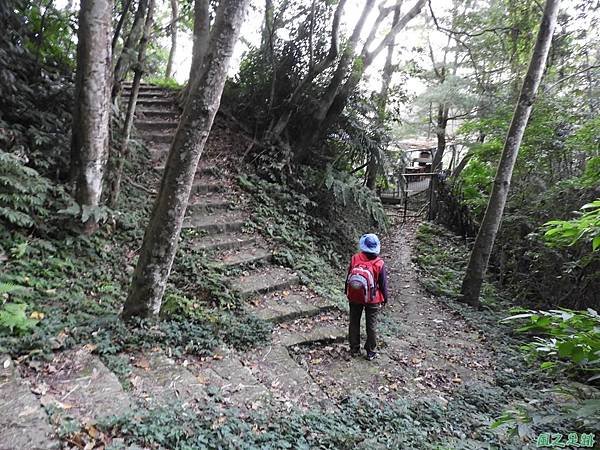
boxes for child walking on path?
[345,233,388,361]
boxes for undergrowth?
[61,393,546,450]
[0,143,269,363]
[238,169,386,306]
[413,221,600,438]
[414,222,500,308]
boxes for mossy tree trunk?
[70,0,113,235]
[460,0,560,306]
[122,0,249,319]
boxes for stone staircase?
[125,82,347,408]
[0,83,348,448]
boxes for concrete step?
[183,211,245,233]
[272,311,347,347]
[230,266,299,299]
[154,163,219,175]
[191,179,224,195]
[136,120,178,131]
[143,132,174,144]
[135,109,180,119]
[187,197,233,215]
[124,91,176,99]
[191,233,257,252]
[0,355,59,450]
[242,345,333,410]
[129,353,207,407]
[190,353,270,408]
[123,83,171,92]
[136,98,177,107]
[249,288,339,323]
[33,348,131,424]
[220,247,272,268]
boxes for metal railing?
[379,172,440,222]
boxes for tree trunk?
[165,0,178,78]
[109,0,155,207]
[182,0,210,103]
[261,0,273,53]
[460,0,559,306]
[70,0,113,235]
[122,0,249,319]
[266,0,347,140]
[113,0,148,97]
[367,0,403,190]
[377,0,402,119]
[429,103,449,219]
[111,0,134,54]
[306,0,427,148]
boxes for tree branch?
[543,65,600,93]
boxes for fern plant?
[324,165,388,229]
[0,281,37,335]
[0,150,49,227]
[543,199,600,252]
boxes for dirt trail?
[289,215,496,404]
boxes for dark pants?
[349,303,381,353]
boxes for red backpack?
[346,257,382,304]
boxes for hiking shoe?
[350,349,361,357]
[366,351,378,361]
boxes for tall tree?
[111,0,134,54]
[122,0,249,319]
[112,0,148,97]
[70,0,113,234]
[182,0,210,103]
[165,0,178,78]
[367,0,403,189]
[108,0,155,207]
[460,0,560,306]
[300,0,427,154]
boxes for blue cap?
[359,234,380,255]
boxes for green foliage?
[0,281,38,335]
[160,292,272,351]
[170,242,240,309]
[19,2,78,68]
[543,200,600,253]
[503,308,600,382]
[88,392,532,449]
[414,222,499,306]
[324,166,388,227]
[144,76,182,90]
[456,154,495,217]
[0,303,38,336]
[0,151,50,228]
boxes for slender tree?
[111,0,134,54]
[112,0,148,97]
[122,0,249,319]
[300,0,427,154]
[182,0,210,103]
[460,0,560,306]
[367,0,403,189]
[108,0,155,207]
[70,0,113,235]
[165,0,178,78]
